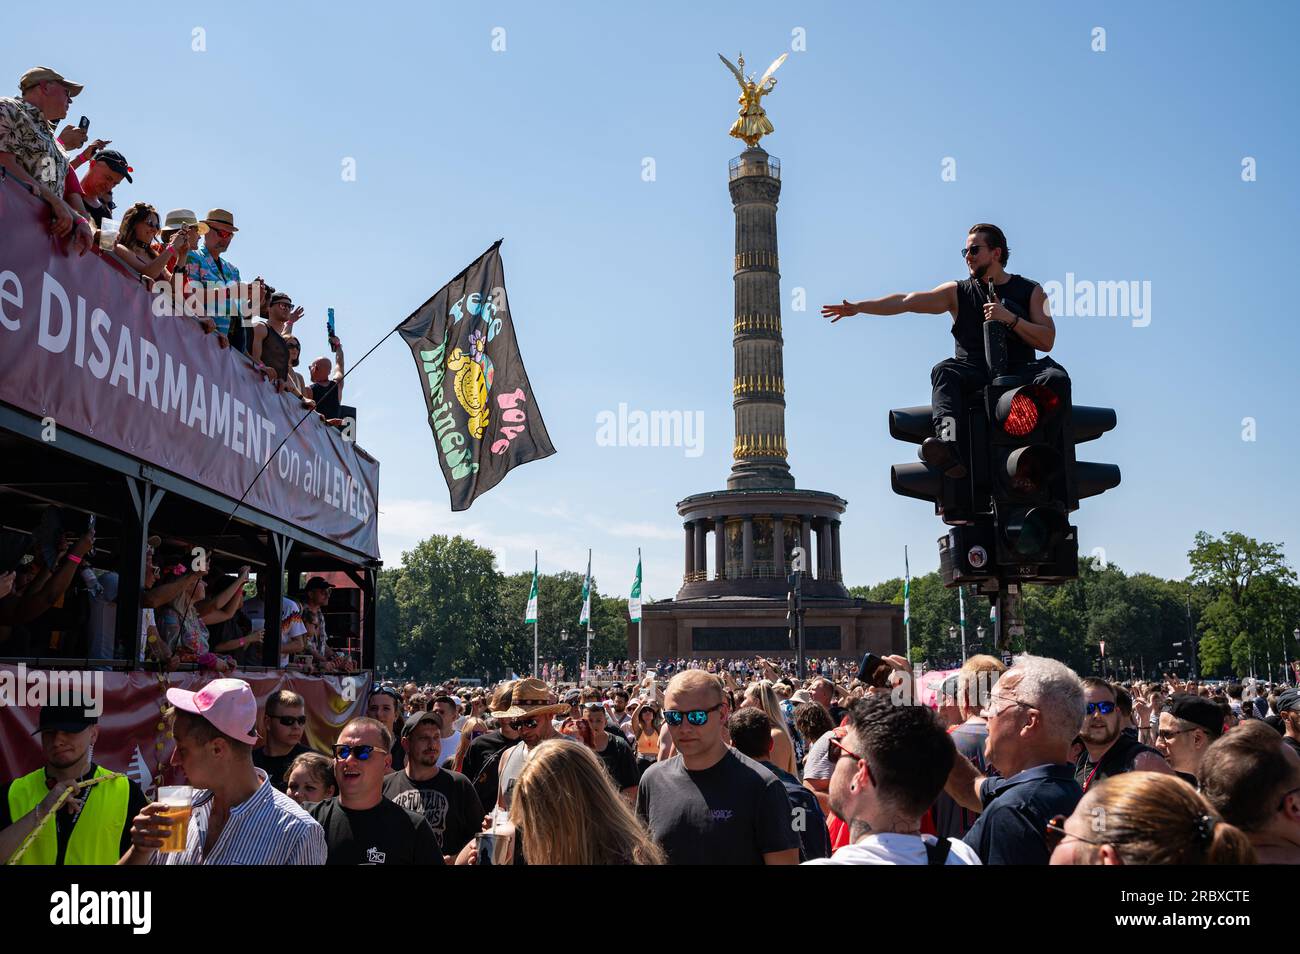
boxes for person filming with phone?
[821,223,1069,479]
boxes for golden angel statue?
[718,51,788,148]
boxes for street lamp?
[976,625,985,651]
[948,625,958,666]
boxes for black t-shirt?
[382,768,483,857]
[636,749,799,865]
[253,744,311,792]
[462,730,515,809]
[311,380,341,418]
[1283,736,1300,760]
[593,732,640,791]
[307,796,443,865]
[0,764,148,865]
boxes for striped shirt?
[152,769,326,865]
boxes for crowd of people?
[0,502,356,673]
[4,651,1297,866]
[0,65,350,423]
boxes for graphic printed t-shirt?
[307,796,443,865]
[636,748,799,865]
[382,768,483,856]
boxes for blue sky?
[7,1,1298,602]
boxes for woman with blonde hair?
[509,739,664,865]
[742,680,798,777]
[1047,771,1255,865]
[451,716,489,772]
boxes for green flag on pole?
[524,551,538,624]
[579,549,592,626]
[628,550,642,623]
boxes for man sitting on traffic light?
[822,223,1069,478]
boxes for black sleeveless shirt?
[259,320,291,383]
[953,274,1039,366]
[1074,731,1164,792]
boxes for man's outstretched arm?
[822,282,958,322]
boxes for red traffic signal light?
[994,384,1062,439]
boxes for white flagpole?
[532,550,539,677]
[637,547,644,678]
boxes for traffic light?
[1067,405,1121,510]
[888,404,979,524]
[988,383,1070,567]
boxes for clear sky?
[7,1,1298,602]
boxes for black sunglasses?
[274,715,307,727]
[961,245,985,259]
[509,718,539,731]
[332,743,388,761]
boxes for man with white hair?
[943,655,1085,865]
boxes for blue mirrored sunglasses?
[664,704,723,727]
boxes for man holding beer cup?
[121,678,326,864]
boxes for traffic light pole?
[788,570,806,681]
[993,582,1024,652]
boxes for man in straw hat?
[184,207,252,352]
[489,677,572,815]
[0,66,93,253]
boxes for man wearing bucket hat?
[0,66,93,254]
[0,700,147,865]
[121,678,325,864]
[490,677,574,814]
[184,208,251,352]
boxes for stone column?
[832,520,842,581]
[714,517,726,579]
[774,514,785,575]
[694,519,708,581]
[742,516,754,577]
[684,522,695,581]
[801,517,812,572]
[822,520,835,580]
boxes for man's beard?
[1083,723,1119,747]
[973,262,990,280]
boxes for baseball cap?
[563,689,581,704]
[19,66,83,97]
[35,703,98,735]
[166,678,259,745]
[1165,693,1223,736]
[1275,688,1300,714]
[402,710,442,738]
[304,576,335,592]
[92,149,133,183]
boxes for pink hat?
[167,678,260,746]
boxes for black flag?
[398,241,555,510]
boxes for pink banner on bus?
[0,177,379,558]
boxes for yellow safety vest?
[7,765,130,865]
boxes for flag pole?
[637,548,644,679]
[904,546,912,664]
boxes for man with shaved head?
[636,670,799,865]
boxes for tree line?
[375,530,1297,682]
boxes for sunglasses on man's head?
[1085,701,1116,717]
[275,715,307,727]
[332,743,387,761]
[509,718,539,731]
[663,704,723,727]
